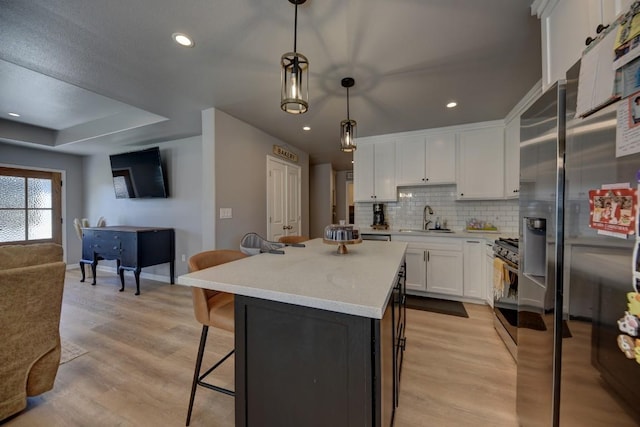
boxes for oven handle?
[494,254,518,274]
[502,263,518,274]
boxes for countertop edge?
[178,275,387,319]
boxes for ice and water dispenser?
[523,217,546,285]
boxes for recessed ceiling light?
[172,33,194,47]
[303,126,311,131]
[8,112,20,117]
[446,101,457,108]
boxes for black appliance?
[373,203,386,227]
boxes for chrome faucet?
[423,205,434,230]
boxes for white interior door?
[286,165,301,235]
[267,156,301,241]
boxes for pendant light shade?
[281,0,309,114]
[340,77,357,152]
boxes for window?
[0,167,62,245]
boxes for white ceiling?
[0,0,541,171]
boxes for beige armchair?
[0,243,66,421]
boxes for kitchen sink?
[398,228,455,234]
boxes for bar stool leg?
[186,325,209,426]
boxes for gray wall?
[335,170,348,224]
[310,163,332,238]
[213,110,310,249]
[83,136,203,278]
[2,109,311,280]
[0,142,84,264]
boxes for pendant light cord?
[346,87,350,120]
[293,2,298,53]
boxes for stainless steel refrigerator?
[517,61,640,426]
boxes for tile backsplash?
[355,185,518,232]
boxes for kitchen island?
[178,238,407,427]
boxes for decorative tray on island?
[323,224,362,254]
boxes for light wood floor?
[2,270,518,427]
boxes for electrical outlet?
[220,208,233,219]
[181,254,186,262]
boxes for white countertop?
[177,238,408,319]
[359,227,517,240]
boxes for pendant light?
[281,0,309,114]
[340,77,357,152]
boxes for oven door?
[493,255,518,358]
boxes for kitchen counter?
[178,237,407,426]
[360,227,517,240]
[177,238,407,319]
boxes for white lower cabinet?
[463,240,483,299]
[393,237,463,297]
[485,241,495,308]
[427,249,463,296]
[394,236,492,302]
[404,245,427,292]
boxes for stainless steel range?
[493,237,518,360]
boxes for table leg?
[134,268,141,295]
[91,261,97,285]
[119,267,125,292]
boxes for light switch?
[219,208,232,219]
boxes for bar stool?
[185,249,247,426]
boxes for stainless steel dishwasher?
[361,233,391,241]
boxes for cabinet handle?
[460,193,464,197]
[467,240,480,244]
[427,251,430,262]
[425,177,429,181]
[423,251,426,262]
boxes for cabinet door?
[374,142,397,201]
[602,0,633,25]
[542,0,601,88]
[463,240,483,299]
[395,135,426,186]
[504,116,520,198]
[426,250,463,296]
[353,143,375,202]
[485,246,495,308]
[425,133,456,184]
[457,127,505,199]
[404,247,427,292]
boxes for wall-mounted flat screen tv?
[109,147,168,199]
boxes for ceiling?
[0,0,541,171]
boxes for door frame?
[0,164,67,252]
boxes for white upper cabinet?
[395,133,456,186]
[353,139,396,202]
[540,0,633,89]
[457,126,505,200]
[504,116,520,198]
